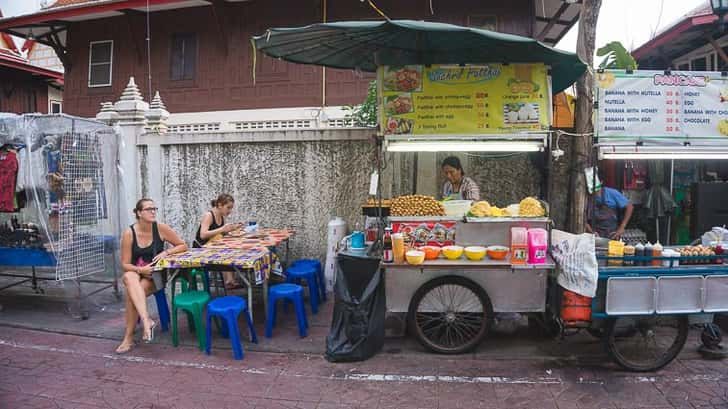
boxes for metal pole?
[666,159,674,246]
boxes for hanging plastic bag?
[325,252,384,362]
[551,229,598,298]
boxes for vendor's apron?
[593,190,618,238]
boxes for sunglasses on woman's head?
[142,207,158,212]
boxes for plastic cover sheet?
[0,114,123,289]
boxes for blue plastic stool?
[205,296,258,360]
[153,289,170,332]
[285,264,320,314]
[265,284,308,338]
[291,259,326,302]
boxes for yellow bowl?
[442,245,464,260]
[405,250,425,265]
[464,246,487,261]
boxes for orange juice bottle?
[511,227,528,265]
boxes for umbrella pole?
[666,159,674,246]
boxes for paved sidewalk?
[1,327,728,409]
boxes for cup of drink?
[392,233,405,263]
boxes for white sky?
[0,0,712,60]
[556,0,706,59]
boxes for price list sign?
[378,64,550,136]
[595,70,728,139]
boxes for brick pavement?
[1,327,727,409]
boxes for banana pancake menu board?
[596,70,728,139]
[378,64,550,135]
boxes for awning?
[252,20,586,93]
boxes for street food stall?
[253,20,727,371]
[583,68,728,370]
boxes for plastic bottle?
[652,241,663,267]
[634,242,645,266]
[623,244,635,266]
[383,228,393,263]
[644,242,653,267]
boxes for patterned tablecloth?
[155,247,274,284]
[203,228,294,250]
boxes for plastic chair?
[291,259,326,302]
[265,284,308,338]
[172,289,210,351]
[205,296,258,360]
[153,289,170,332]
[285,263,320,314]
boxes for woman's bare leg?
[121,271,154,338]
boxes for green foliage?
[597,41,638,70]
[344,80,377,127]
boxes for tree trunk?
[568,0,602,234]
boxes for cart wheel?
[604,315,688,372]
[407,276,492,354]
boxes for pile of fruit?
[468,201,512,217]
[390,195,446,217]
[518,197,546,217]
[677,245,719,264]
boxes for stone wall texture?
[156,140,374,260]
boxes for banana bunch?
[489,207,511,217]
[468,201,491,217]
[518,197,545,217]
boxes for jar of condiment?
[623,244,635,266]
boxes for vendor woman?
[194,193,243,289]
[441,156,480,201]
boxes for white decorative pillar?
[143,91,169,216]
[145,91,169,134]
[114,77,149,225]
[95,102,119,126]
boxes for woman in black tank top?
[116,198,188,354]
[194,194,243,288]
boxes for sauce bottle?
[652,241,663,267]
[382,228,393,263]
[624,244,635,266]
[644,242,653,267]
[634,242,645,266]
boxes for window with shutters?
[170,33,197,81]
[88,40,113,87]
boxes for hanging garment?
[0,149,19,211]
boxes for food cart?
[253,22,727,371]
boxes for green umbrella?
[252,20,586,93]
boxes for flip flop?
[115,342,135,354]
[143,320,157,344]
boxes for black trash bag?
[325,252,384,362]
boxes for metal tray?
[606,277,656,315]
[704,275,728,313]
[656,276,703,314]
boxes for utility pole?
[569,0,602,234]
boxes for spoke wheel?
[408,276,492,354]
[605,315,688,372]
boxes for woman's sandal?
[142,320,157,344]
[115,342,135,354]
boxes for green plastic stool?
[172,290,210,351]
[171,271,213,332]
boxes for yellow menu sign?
[378,64,550,135]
